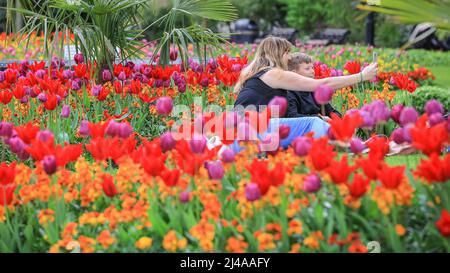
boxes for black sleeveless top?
[234,69,287,111]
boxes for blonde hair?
[234,36,292,93]
[288,52,313,71]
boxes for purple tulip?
[425,99,444,116]
[37,130,54,142]
[303,173,322,193]
[35,69,46,79]
[156,97,173,116]
[79,120,90,136]
[359,111,375,129]
[370,100,390,124]
[292,136,312,156]
[391,128,405,144]
[74,53,84,64]
[245,183,261,202]
[71,80,80,91]
[8,136,26,154]
[117,71,127,81]
[399,107,419,127]
[403,125,413,143]
[428,112,444,126]
[106,120,121,137]
[0,71,5,83]
[268,96,288,118]
[200,77,209,88]
[0,122,13,138]
[314,84,334,105]
[62,70,73,80]
[43,155,57,175]
[189,134,207,154]
[220,149,235,163]
[60,104,70,118]
[37,92,47,103]
[177,82,186,93]
[118,123,133,138]
[278,124,291,140]
[231,64,242,72]
[179,191,190,203]
[349,138,365,154]
[20,96,28,104]
[205,160,225,180]
[390,104,404,124]
[91,85,102,96]
[102,70,112,81]
[160,132,176,152]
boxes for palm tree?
[5,0,237,80]
[358,0,450,30]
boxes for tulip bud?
[160,132,176,152]
[37,130,54,142]
[391,128,405,144]
[425,99,444,116]
[303,173,322,193]
[179,191,190,203]
[74,53,84,64]
[189,134,207,154]
[399,107,419,127]
[314,84,334,105]
[245,183,261,202]
[156,97,173,116]
[349,138,365,154]
[118,123,133,138]
[0,122,13,138]
[429,112,444,126]
[268,96,288,118]
[102,70,112,81]
[79,120,90,136]
[118,71,127,81]
[43,155,57,175]
[292,136,312,156]
[390,104,404,124]
[205,160,225,180]
[60,104,70,118]
[278,124,291,139]
[220,149,235,163]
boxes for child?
[286,53,341,122]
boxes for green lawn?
[429,65,450,88]
[340,153,425,169]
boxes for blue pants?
[229,117,330,152]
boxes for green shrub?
[411,85,450,114]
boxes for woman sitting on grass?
[232,36,377,150]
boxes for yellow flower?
[135,237,153,250]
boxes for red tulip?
[44,93,58,110]
[0,90,13,105]
[410,115,448,156]
[343,60,361,74]
[102,174,118,198]
[326,154,357,184]
[0,161,16,186]
[346,173,370,199]
[0,184,16,206]
[160,168,180,187]
[328,112,363,142]
[436,209,450,237]
[309,137,336,171]
[377,164,405,189]
[246,159,285,196]
[414,153,450,183]
[15,122,40,144]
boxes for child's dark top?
[286,91,341,118]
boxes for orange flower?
[395,224,406,236]
[135,237,153,250]
[225,236,248,253]
[97,230,116,249]
[38,209,55,226]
